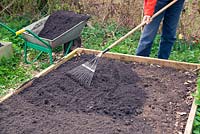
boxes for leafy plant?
[192,77,200,134]
[0,45,32,95]
[82,22,140,55]
[0,15,50,95]
[82,22,200,64]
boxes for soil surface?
[38,11,90,40]
[0,43,3,47]
[0,55,197,134]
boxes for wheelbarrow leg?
[24,41,53,64]
[64,40,74,56]
[24,42,28,64]
[63,36,82,56]
[49,50,53,64]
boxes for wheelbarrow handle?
[16,28,26,36]
[0,22,16,35]
[16,28,51,48]
[25,29,51,48]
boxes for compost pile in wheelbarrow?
[38,11,90,40]
[0,55,197,134]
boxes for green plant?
[192,77,200,134]
[82,22,140,54]
[82,22,200,64]
[0,15,52,96]
[0,45,32,95]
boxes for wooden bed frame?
[1,48,199,134]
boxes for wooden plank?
[0,92,14,103]
[184,100,197,134]
[35,49,79,78]
[0,78,36,103]
[35,64,56,78]
[78,48,199,134]
[78,48,200,71]
[0,49,80,102]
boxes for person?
[136,0,185,59]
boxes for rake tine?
[67,0,177,87]
[67,56,99,86]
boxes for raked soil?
[0,55,197,134]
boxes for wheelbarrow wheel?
[63,36,82,55]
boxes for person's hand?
[143,15,152,24]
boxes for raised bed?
[0,48,199,134]
[0,41,13,60]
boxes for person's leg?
[136,0,168,57]
[158,0,185,59]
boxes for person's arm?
[144,0,157,16]
[143,0,157,24]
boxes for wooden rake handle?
[101,0,178,55]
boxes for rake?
[67,0,178,86]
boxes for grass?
[0,45,32,94]
[82,22,140,54]
[82,22,200,63]
[0,16,51,96]
[193,77,200,134]
[0,16,29,95]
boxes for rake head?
[67,56,99,86]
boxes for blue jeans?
[136,0,185,59]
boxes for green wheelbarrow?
[0,16,87,64]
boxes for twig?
[0,0,15,15]
[192,67,200,73]
[86,21,95,29]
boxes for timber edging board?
[78,48,200,134]
[0,48,199,134]
[184,100,197,134]
[0,49,79,103]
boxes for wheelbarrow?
[0,15,88,64]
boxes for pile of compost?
[0,55,197,134]
[38,11,90,40]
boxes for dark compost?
[0,55,197,134]
[38,10,90,40]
